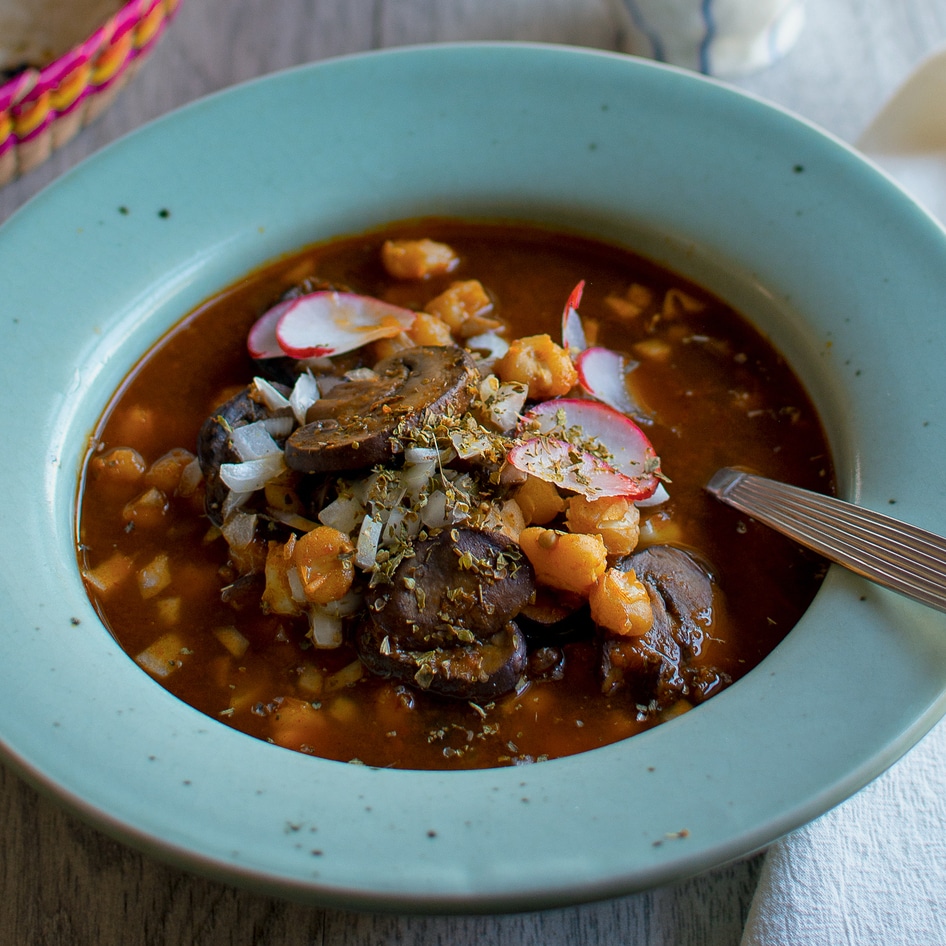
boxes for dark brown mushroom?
[601,545,728,706]
[357,527,534,700]
[366,528,535,650]
[284,346,479,474]
[355,619,528,702]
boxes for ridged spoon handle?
[705,467,946,615]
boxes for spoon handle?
[706,467,946,615]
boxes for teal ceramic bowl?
[2,44,946,912]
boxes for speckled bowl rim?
[2,43,946,912]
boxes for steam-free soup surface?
[78,220,832,769]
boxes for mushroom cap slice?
[367,528,535,650]
[284,346,479,473]
[355,619,528,702]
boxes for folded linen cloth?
[742,46,946,946]
[742,719,946,945]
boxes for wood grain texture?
[3,2,946,943]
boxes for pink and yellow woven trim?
[0,0,181,186]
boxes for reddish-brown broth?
[77,219,832,769]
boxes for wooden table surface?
[3,2,946,943]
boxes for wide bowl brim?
[2,43,946,912]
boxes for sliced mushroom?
[367,528,535,650]
[355,619,528,702]
[516,586,589,646]
[284,346,479,474]
[602,545,728,706]
[196,384,293,525]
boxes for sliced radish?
[561,280,587,354]
[636,482,669,507]
[275,292,416,359]
[247,300,294,359]
[575,346,644,417]
[521,397,661,499]
[508,438,646,500]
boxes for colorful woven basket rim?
[1,0,180,163]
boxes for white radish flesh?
[575,346,643,417]
[521,398,661,499]
[275,292,415,359]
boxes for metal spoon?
[705,467,946,615]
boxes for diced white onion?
[355,514,383,569]
[448,429,495,460]
[219,453,286,492]
[381,505,407,544]
[466,332,510,367]
[252,376,291,411]
[221,510,258,549]
[178,458,203,497]
[344,367,379,382]
[318,494,366,533]
[480,378,528,432]
[221,489,253,520]
[403,459,437,495]
[352,471,381,505]
[266,509,321,532]
[261,415,294,438]
[308,607,344,648]
[326,588,364,618]
[404,446,440,464]
[420,490,449,529]
[317,374,343,395]
[230,421,282,461]
[289,371,320,426]
[287,565,307,603]
[298,355,334,373]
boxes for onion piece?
[252,377,291,412]
[575,346,645,418]
[229,421,282,462]
[178,458,203,497]
[355,514,383,570]
[465,331,510,369]
[420,490,449,528]
[275,291,416,359]
[478,376,528,432]
[289,370,320,426]
[220,510,258,549]
[221,489,253,521]
[404,446,441,464]
[308,608,344,648]
[318,494,366,534]
[260,415,295,439]
[219,453,286,492]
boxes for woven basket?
[0,0,182,187]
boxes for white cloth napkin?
[742,46,946,946]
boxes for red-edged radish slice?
[274,292,416,359]
[247,300,294,359]
[522,397,661,499]
[575,346,644,417]
[561,280,587,354]
[508,438,645,500]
